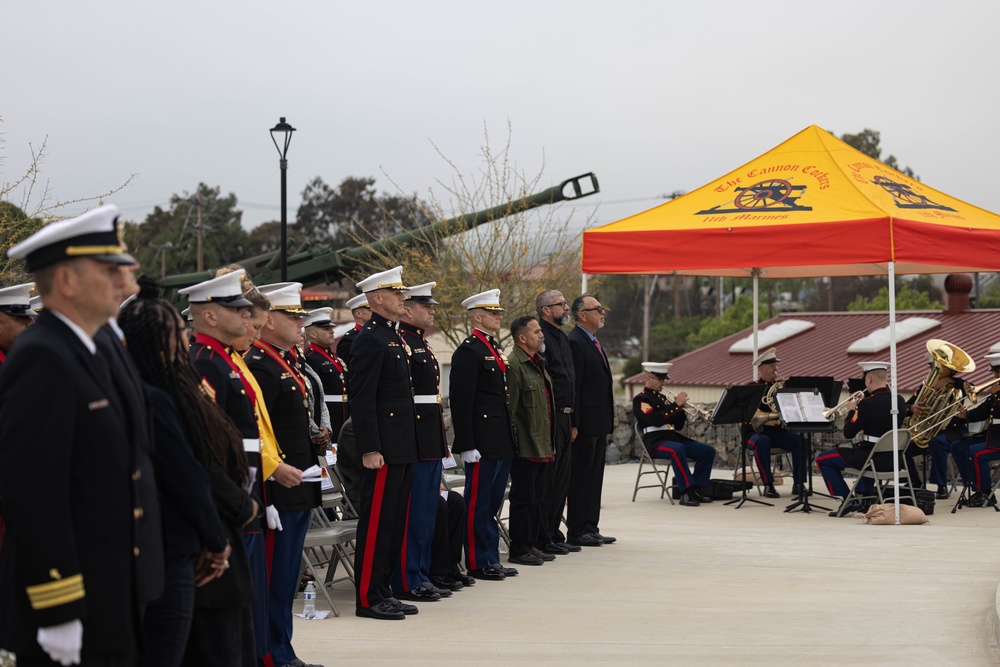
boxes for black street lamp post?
[269,117,296,281]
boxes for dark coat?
[567,326,614,436]
[399,321,448,460]
[246,341,320,512]
[336,325,361,366]
[449,331,516,459]
[347,313,418,465]
[0,311,156,658]
[539,318,576,412]
[507,345,554,460]
[838,386,906,469]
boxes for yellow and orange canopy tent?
[583,125,1000,278]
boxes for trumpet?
[664,390,712,419]
[823,390,866,421]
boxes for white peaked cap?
[303,307,335,327]
[178,270,252,308]
[356,266,405,293]
[346,294,369,310]
[461,289,503,312]
[258,282,307,314]
[0,282,36,316]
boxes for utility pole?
[196,195,204,273]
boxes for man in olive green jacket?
[506,315,556,567]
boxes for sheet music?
[799,392,829,422]
[776,393,804,422]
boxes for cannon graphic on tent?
[696,178,812,215]
[870,175,956,212]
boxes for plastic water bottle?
[303,581,316,619]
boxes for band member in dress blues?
[304,308,350,447]
[349,267,419,620]
[633,362,716,507]
[960,354,1000,506]
[816,361,905,516]
[449,289,518,581]
[741,348,808,498]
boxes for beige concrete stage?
[291,464,1000,666]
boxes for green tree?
[123,183,251,277]
[294,176,433,249]
[685,293,768,349]
[839,128,917,179]
[846,284,943,311]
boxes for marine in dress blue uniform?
[632,362,716,506]
[740,347,808,498]
[303,308,350,448]
[816,361,906,514]
[449,289,518,581]
[392,282,452,601]
[349,267,419,620]
[336,294,370,366]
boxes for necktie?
[594,337,609,368]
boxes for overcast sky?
[4,1,999,240]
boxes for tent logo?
[697,178,812,215]
[870,176,956,212]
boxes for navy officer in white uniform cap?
[632,361,717,506]
[0,204,164,666]
[348,266,419,620]
[448,288,518,581]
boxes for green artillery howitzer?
[160,172,599,301]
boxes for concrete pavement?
[290,464,1000,666]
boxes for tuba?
[905,339,975,448]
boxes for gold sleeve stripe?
[27,575,85,609]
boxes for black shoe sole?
[355,607,405,620]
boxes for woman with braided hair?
[119,275,257,667]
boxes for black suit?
[0,310,158,661]
[567,325,613,539]
[539,318,576,544]
[347,312,417,610]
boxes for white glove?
[266,505,283,531]
[461,449,482,464]
[37,619,83,666]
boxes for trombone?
[823,390,866,421]
[664,390,713,419]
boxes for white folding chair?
[836,429,916,516]
[631,423,676,504]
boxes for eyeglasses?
[544,301,568,309]
[580,306,606,314]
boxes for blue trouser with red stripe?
[267,509,310,666]
[243,531,268,666]
[816,449,875,498]
[950,437,985,486]
[970,444,1000,493]
[392,458,442,594]
[463,457,512,572]
[354,463,413,609]
[650,439,715,492]
[745,430,806,484]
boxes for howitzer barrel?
[160,172,599,296]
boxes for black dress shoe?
[469,566,505,581]
[451,572,476,586]
[763,484,780,499]
[592,533,616,544]
[396,586,440,602]
[496,565,519,577]
[355,600,405,620]
[829,498,864,517]
[568,533,603,547]
[935,487,950,500]
[421,581,452,598]
[690,490,714,503]
[559,541,581,552]
[678,493,700,507]
[541,542,570,555]
[791,483,812,496]
[430,575,463,591]
[385,597,418,615]
[508,551,544,566]
[530,547,555,562]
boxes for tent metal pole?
[753,270,760,382]
[889,261,901,524]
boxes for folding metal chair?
[631,423,676,504]
[835,429,916,517]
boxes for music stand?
[784,376,841,408]
[713,384,768,508]
[772,386,837,514]
[846,377,866,395]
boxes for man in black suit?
[245,283,322,667]
[349,267,419,620]
[449,289,518,581]
[535,289,581,555]
[336,293,370,365]
[566,294,616,547]
[0,204,162,666]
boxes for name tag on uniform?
[88,398,110,411]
